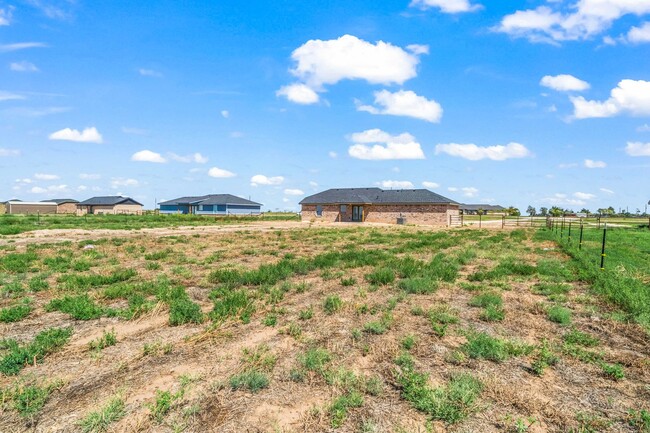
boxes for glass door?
[352,206,363,222]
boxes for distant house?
[299,188,459,226]
[460,204,506,215]
[41,199,79,214]
[5,200,58,215]
[159,194,262,215]
[77,196,143,215]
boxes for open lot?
[1,225,649,432]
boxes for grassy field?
[0,225,649,432]
[0,213,300,235]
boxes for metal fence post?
[579,221,584,250]
[502,215,505,229]
[568,221,572,243]
[479,213,482,229]
[600,223,607,270]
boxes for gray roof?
[299,188,458,205]
[460,204,505,211]
[159,194,262,207]
[41,198,79,205]
[77,196,143,206]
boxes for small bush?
[401,335,416,350]
[262,313,277,327]
[11,381,62,418]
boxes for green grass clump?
[533,282,571,297]
[0,327,73,375]
[299,347,332,373]
[148,389,182,423]
[79,397,126,432]
[600,363,625,380]
[0,252,38,273]
[229,370,270,392]
[211,288,254,323]
[425,254,460,282]
[262,313,277,327]
[429,305,459,337]
[10,381,63,418]
[628,409,650,431]
[365,267,395,285]
[298,307,313,320]
[46,294,110,320]
[563,329,599,347]
[329,391,364,428]
[323,295,343,315]
[469,292,503,308]
[480,304,505,322]
[395,353,482,424]
[58,269,137,290]
[363,312,393,335]
[401,335,416,350]
[547,305,572,326]
[530,341,559,376]
[169,297,203,326]
[88,329,117,352]
[462,331,532,363]
[0,299,32,323]
[340,277,356,287]
[398,277,438,294]
[28,275,49,291]
[536,258,574,281]
[469,258,536,282]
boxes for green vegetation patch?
[462,331,532,362]
[0,327,73,375]
[0,298,32,323]
[79,397,126,432]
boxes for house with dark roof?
[299,188,459,226]
[158,194,262,216]
[459,204,506,215]
[41,199,79,214]
[77,196,143,215]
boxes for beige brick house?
[77,196,143,215]
[300,188,459,226]
[41,199,79,214]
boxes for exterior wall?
[113,204,143,215]
[7,203,57,215]
[57,203,77,214]
[301,204,459,226]
[78,204,143,215]
[0,203,5,214]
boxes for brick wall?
[57,203,78,214]
[301,204,459,226]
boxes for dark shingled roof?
[299,188,458,205]
[41,199,79,205]
[159,194,262,207]
[77,196,143,206]
[460,204,505,211]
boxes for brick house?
[77,196,143,215]
[41,199,79,214]
[300,188,459,226]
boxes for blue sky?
[1,0,649,213]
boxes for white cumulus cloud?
[276,83,320,104]
[540,74,590,92]
[377,180,415,189]
[422,181,440,189]
[435,142,531,161]
[571,80,650,119]
[208,167,236,178]
[410,0,482,13]
[34,173,60,180]
[48,127,103,143]
[111,178,139,189]
[169,152,208,164]
[626,22,650,43]
[584,159,607,168]
[625,141,650,156]
[79,173,101,180]
[131,150,167,163]
[357,89,443,123]
[30,184,69,195]
[574,192,596,200]
[251,174,284,186]
[348,129,425,160]
[0,7,13,26]
[10,61,38,72]
[496,1,650,44]
[284,188,304,196]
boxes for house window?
[198,205,204,211]
[316,205,323,216]
[340,205,347,213]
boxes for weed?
[563,329,599,347]
[628,409,650,431]
[531,341,559,376]
[429,305,459,337]
[469,292,503,308]
[533,282,571,297]
[262,313,277,326]
[58,269,137,290]
[79,397,126,432]
[169,297,203,326]
[481,304,505,322]
[288,322,302,337]
[341,277,356,286]
[143,340,173,357]
[365,267,395,286]
[323,295,343,315]
[0,252,38,273]
[462,331,532,363]
[548,305,572,326]
[88,329,117,352]
[0,298,32,323]
[398,277,438,294]
[298,306,313,320]
[299,347,332,373]
[11,380,63,418]
[329,391,364,428]
[211,289,254,323]
[148,389,182,423]
[401,335,416,350]
[28,275,49,291]
[46,294,111,320]
[229,370,270,392]
[0,327,73,375]
[600,363,625,380]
